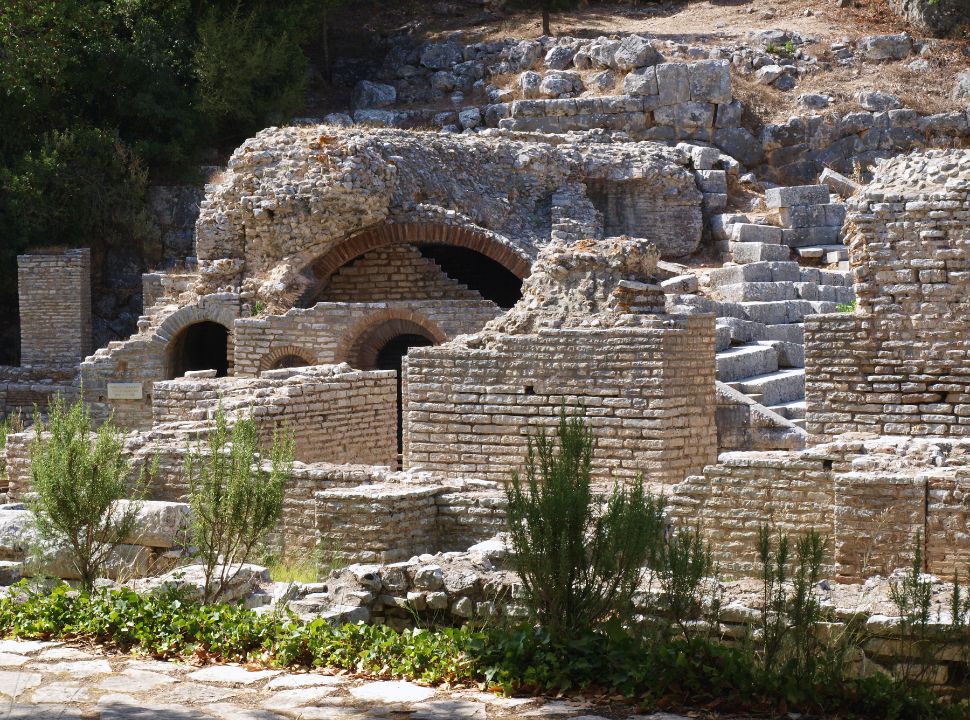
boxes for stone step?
[716,344,779,383]
[702,261,801,287]
[730,223,783,244]
[731,242,791,263]
[738,299,815,325]
[756,339,804,368]
[712,281,797,303]
[792,417,807,430]
[798,267,854,287]
[795,245,848,262]
[765,323,804,344]
[782,226,842,248]
[793,283,856,303]
[769,400,807,421]
[733,368,805,406]
[717,317,767,344]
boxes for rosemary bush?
[28,395,145,591]
[185,405,293,602]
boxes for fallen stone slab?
[0,669,44,698]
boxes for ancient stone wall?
[194,128,704,303]
[79,293,241,429]
[233,300,501,376]
[667,436,970,581]
[17,250,91,369]
[405,321,716,486]
[806,150,970,438]
[151,365,397,466]
[317,245,487,303]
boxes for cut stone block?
[716,317,767,343]
[757,339,805,368]
[731,223,783,244]
[765,184,831,208]
[716,344,779,382]
[735,368,805,405]
[765,323,804,344]
[731,243,790,263]
[660,274,699,293]
[710,213,749,242]
[740,299,813,325]
[696,170,728,194]
[782,226,842,247]
[712,281,797,303]
[688,59,732,104]
[820,167,861,197]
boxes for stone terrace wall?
[667,436,970,581]
[17,250,91,369]
[806,150,970,438]
[151,365,398,466]
[491,58,737,144]
[405,318,717,486]
[233,300,501,376]
[0,367,77,420]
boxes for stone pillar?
[17,248,92,368]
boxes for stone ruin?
[0,28,969,684]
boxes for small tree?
[185,406,293,603]
[28,395,144,592]
[505,407,665,637]
[502,0,582,37]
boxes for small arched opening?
[271,354,310,370]
[345,318,440,458]
[167,321,229,379]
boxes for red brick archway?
[337,310,447,370]
[296,222,532,308]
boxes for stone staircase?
[669,182,857,427]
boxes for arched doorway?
[167,321,229,379]
[271,354,310,370]
[345,318,440,457]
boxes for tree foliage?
[28,395,146,592]
[185,406,293,603]
[505,407,666,636]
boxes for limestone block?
[654,102,715,129]
[731,223,783,245]
[420,41,464,70]
[520,71,542,99]
[351,81,397,110]
[27,543,153,581]
[655,63,690,105]
[120,500,191,549]
[696,169,728,194]
[544,44,577,70]
[732,242,791,264]
[0,510,34,561]
[660,274,699,294]
[539,71,583,98]
[765,185,830,208]
[688,60,732,104]
[715,100,743,129]
[857,33,912,61]
[714,127,763,167]
[612,35,660,70]
[622,66,658,96]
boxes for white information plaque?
[106,382,143,401]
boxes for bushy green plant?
[505,408,665,637]
[28,395,147,592]
[651,523,718,641]
[755,525,828,684]
[185,405,293,602]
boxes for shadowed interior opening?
[418,244,523,309]
[167,321,229,379]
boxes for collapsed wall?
[404,236,718,486]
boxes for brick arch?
[338,310,447,370]
[157,305,237,379]
[295,222,533,308]
[258,345,318,373]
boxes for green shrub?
[185,406,293,602]
[650,523,718,641]
[0,582,967,719]
[28,395,148,592]
[505,408,665,637]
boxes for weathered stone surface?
[612,35,660,70]
[121,500,191,548]
[349,680,435,703]
[351,81,397,110]
[857,33,912,61]
[188,666,281,686]
[688,60,731,104]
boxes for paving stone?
[36,647,97,661]
[522,700,592,716]
[189,665,282,685]
[207,704,287,720]
[412,699,487,719]
[349,680,435,703]
[30,681,90,703]
[0,704,83,719]
[260,686,338,710]
[99,694,215,720]
[286,707,368,719]
[124,659,186,674]
[154,682,242,704]
[98,668,177,692]
[0,653,30,667]
[42,659,112,677]
[266,673,347,690]
[0,670,44,697]
[0,640,60,655]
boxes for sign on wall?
[106,382,144,401]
